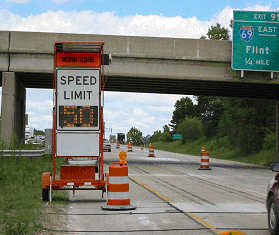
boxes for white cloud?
[104,108,131,120]
[133,108,147,117]
[6,0,30,3]
[147,106,174,112]
[126,117,151,130]
[141,116,156,124]
[52,0,70,4]
[27,115,52,130]
[26,99,53,110]
[105,92,186,107]
[0,9,213,38]
[245,4,272,11]
[0,4,275,37]
[29,115,52,122]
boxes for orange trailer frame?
[42,42,107,201]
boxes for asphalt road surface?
[46,144,276,234]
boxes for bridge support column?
[1,72,26,147]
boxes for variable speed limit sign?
[56,68,100,156]
[56,69,100,131]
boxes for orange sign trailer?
[42,42,108,201]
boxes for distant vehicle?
[103,139,112,152]
[25,127,34,140]
[266,162,279,235]
[117,133,125,144]
[110,135,116,143]
[36,135,45,140]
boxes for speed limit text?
[60,76,97,85]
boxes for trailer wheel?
[42,188,49,201]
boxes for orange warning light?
[119,151,127,165]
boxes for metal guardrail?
[0,149,45,157]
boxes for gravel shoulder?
[37,194,70,235]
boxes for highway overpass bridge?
[0,30,278,145]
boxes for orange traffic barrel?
[199,151,211,170]
[128,142,133,152]
[116,141,120,149]
[148,144,155,157]
[102,162,136,210]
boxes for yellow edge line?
[129,176,173,203]
[129,176,223,235]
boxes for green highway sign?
[172,134,182,140]
[232,10,279,72]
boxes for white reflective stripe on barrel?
[201,156,209,159]
[107,192,130,200]
[200,162,209,166]
[84,182,91,186]
[109,176,129,184]
[67,182,74,186]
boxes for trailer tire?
[42,188,49,201]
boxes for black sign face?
[59,106,98,128]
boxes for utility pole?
[105,128,112,141]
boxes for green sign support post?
[232,10,279,72]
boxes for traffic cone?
[102,152,136,211]
[148,143,155,157]
[128,142,133,152]
[199,149,211,170]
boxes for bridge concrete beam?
[1,72,26,147]
[7,31,232,62]
[0,30,277,89]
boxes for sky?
[0,0,278,138]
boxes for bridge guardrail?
[0,149,45,157]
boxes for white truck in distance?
[25,127,34,140]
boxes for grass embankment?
[153,136,276,167]
[0,154,69,234]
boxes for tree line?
[150,96,276,156]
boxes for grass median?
[0,154,69,234]
[153,137,277,167]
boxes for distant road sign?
[232,10,279,72]
[172,134,182,140]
